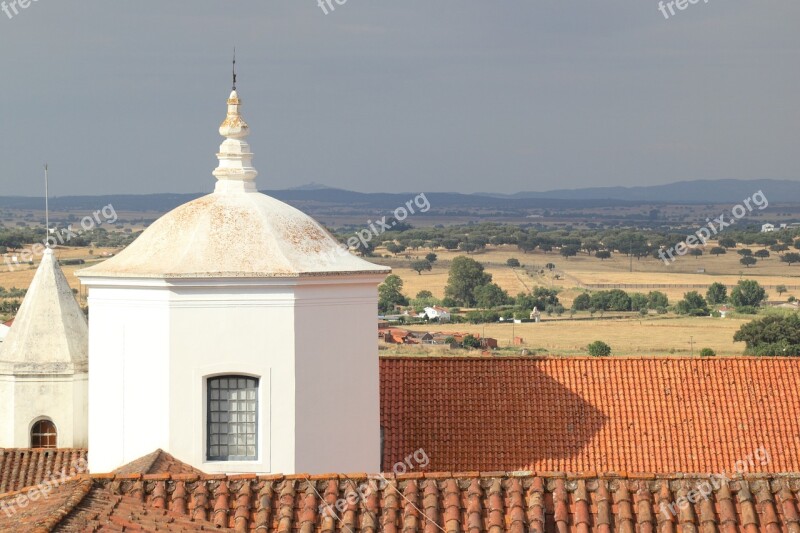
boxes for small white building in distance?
[762,223,775,233]
[0,248,88,449]
[422,306,450,322]
[78,86,390,475]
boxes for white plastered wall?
[82,275,381,475]
[0,373,87,448]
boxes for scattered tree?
[385,242,407,256]
[596,250,612,260]
[675,291,710,316]
[572,293,591,311]
[647,291,669,309]
[734,314,800,356]
[560,245,579,259]
[710,247,727,256]
[425,252,438,264]
[588,341,612,357]
[706,282,728,305]
[441,238,460,250]
[730,280,767,308]
[462,334,482,349]
[444,256,492,307]
[781,253,800,266]
[699,348,716,357]
[740,256,757,268]
[410,260,432,275]
[506,258,521,268]
[630,293,649,312]
[474,283,512,309]
[458,242,479,254]
[378,275,408,313]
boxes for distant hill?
[286,182,335,191]
[0,189,635,213]
[0,179,796,214]
[482,179,799,204]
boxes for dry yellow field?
[401,316,751,357]
[1,242,791,357]
[0,247,121,295]
[377,244,794,357]
[382,244,800,303]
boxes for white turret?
[0,248,88,448]
[78,84,389,474]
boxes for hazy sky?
[0,1,798,197]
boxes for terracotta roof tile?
[113,448,205,476]
[0,449,87,495]
[380,357,800,473]
[2,473,799,532]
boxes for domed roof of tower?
[78,89,389,280]
[0,248,88,374]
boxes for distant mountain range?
[0,179,796,213]
[477,179,799,203]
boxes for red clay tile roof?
[0,478,91,532]
[0,477,223,532]
[2,471,799,532]
[380,357,800,474]
[0,449,87,495]
[113,449,205,476]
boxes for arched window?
[31,419,57,448]
[207,376,258,461]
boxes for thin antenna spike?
[44,164,50,248]
[232,48,237,91]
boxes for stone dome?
[78,89,389,280]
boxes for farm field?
[382,244,800,305]
[0,247,121,302]
[396,315,751,357]
[376,243,797,357]
[1,241,795,357]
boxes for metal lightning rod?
[44,164,50,248]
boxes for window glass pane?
[207,376,258,461]
[31,420,58,449]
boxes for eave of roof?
[4,471,800,532]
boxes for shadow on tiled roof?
[380,357,800,473]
